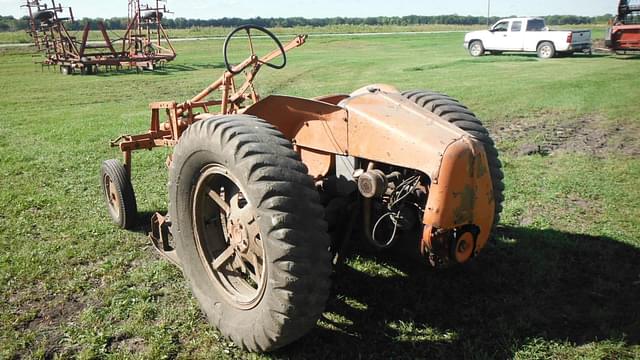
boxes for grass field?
[0,30,639,359]
[0,23,608,44]
[0,24,485,44]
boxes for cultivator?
[102,25,504,352]
[606,0,640,52]
[22,0,176,74]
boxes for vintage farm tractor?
[101,25,504,351]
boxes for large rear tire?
[402,90,505,227]
[169,115,332,352]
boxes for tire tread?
[169,114,331,352]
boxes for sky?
[1,0,616,19]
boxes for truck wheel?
[169,115,332,352]
[469,40,485,57]
[101,159,137,229]
[402,90,505,227]
[537,41,556,59]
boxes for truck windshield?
[526,19,546,31]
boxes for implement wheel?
[402,90,505,227]
[81,65,95,75]
[101,159,137,229]
[169,115,331,352]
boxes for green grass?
[0,23,608,44]
[0,24,485,44]
[1,30,639,359]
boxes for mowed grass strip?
[0,23,608,44]
[0,24,489,44]
[0,31,638,359]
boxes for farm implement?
[22,0,176,74]
[606,0,640,52]
[102,26,504,351]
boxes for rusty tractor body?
[101,26,503,351]
[23,0,176,74]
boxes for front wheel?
[101,159,137,229]
[468,40,485,57]
[537,41,556,59]
[169,115,332,352]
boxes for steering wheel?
[223,25,287,75]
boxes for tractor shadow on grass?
[282,226,640,358]
[93,62,226,77]
[133,211,158,235]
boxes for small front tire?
[101,159,137,229]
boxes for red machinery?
[606,0,640,52]
[22,0,176,74]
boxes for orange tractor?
[101,26,504,351]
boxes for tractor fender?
[246,90,469,180]
[244,94,349,179]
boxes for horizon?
[0,0,616,19]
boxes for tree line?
[0,14,614,32]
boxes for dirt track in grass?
[490,112,640,157]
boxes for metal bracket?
[149,212,182,268]
[109,135,130,148]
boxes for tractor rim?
[192,164,267,309]
[103,174,120,219]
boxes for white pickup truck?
[463,17,592,58]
